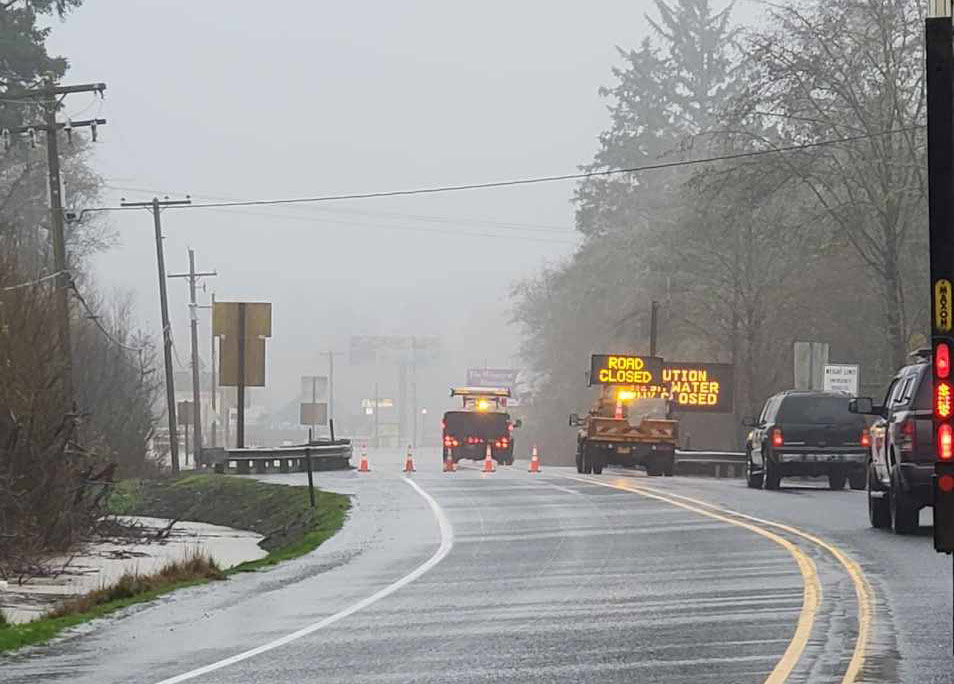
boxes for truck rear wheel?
[663,458,674,476]
[646,459,663,477]
[575,449,584,473]
[592,454,604,475]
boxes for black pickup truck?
[745,390,869,491]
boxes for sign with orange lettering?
[589,354,663,386]
[626,362,734,413]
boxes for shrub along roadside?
[0,474,350,654]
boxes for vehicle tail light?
[938,343,951,379]
[508,423,514,432]
[494,437,510,449]
[771,428,783,448]
[937,381,953,419]
[899,418,916,456]
[443,435,459,448]
[940,424,953,460]
[861,428,871,448]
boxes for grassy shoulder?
[0,474,349,654]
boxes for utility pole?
[210,292,217,448]
[323,351,344,431]
[3,81,107,411]
[373,382,380,448]
[120,197,192,472]
[649,300,660,357]
[169,250,216,466]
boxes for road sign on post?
[823,364,860,395]
[300,402,328,427]
[214,302,272,449]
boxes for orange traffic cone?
[443,455,456,472]
[403,445,416,473]
[357,447,371,472]
[528,445,541,473]
[482,444,496,473]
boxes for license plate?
[616,446,631,454]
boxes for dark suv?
[745,391,869,490]
[850,354,933,534]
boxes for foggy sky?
[45,1,758,427]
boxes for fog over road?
[3,449,951,683]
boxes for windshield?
[777,396,864,425]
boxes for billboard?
[466,368,519,388]
[349,335,440,364]
[589,354,664,386]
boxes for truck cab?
[442,387,520,465]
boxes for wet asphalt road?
[2,447,953,683]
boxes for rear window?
[776,395,864,425]
[913,372,932,411]
[444,411,509,437]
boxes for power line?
[70,283,148,355]
[105,185,573,232]
[85,126,924,214]
[2,269,69,291]
[196,206,579,244]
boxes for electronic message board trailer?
[570,354,677,476]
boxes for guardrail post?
[305,447,316,508]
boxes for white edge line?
[153,477,454,684]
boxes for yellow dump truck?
[569,354,678,475]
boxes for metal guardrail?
[674,449,746,479]
[208,440,353,475]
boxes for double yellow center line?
[560,474,873,684]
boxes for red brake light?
[937,381,953,419]
[940,423,954,460]
[861,429,871,448]
[901,419,915,436]
[771,428,783,448]
[940,474,954,492]
[938,343,951,379]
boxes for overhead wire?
[87,126,924,214]
[2,270,69,291]
[70,282,149,355]
[104,184,573,232]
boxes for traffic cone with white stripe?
[443,454,456,472]
[528,445,541,473]
[357,444,371,472]
[482,443,496,473]
[403,444,416,473]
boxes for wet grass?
[0,553,224,654]
[0,474,349,654]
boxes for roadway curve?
[2,448,951,683]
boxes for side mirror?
[849,397,875,415]
[741,416,757,427]
[513,419,523,429]
[568,413,580,427]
